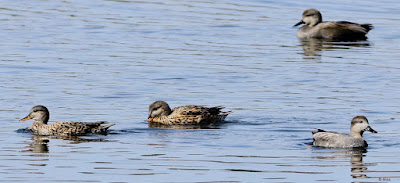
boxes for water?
[1,0,399,182]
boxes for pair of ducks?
[20,101,232,135]
[20,101,377,148]
[294,9,373,40]
[292,9,377,147]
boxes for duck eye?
[33,110,38,112]
[307,14,314,16]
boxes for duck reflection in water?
[299,38,371,57]
[312,148,371,180]
[22,135,110,153]
[148,122,224,129]
[350,148,369,179]
[23,135,50,153]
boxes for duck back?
[152,105,232,125]
[313,130,367,148]
[30,121,114,136]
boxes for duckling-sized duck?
[147,101,233,125]
[312,116,377,148]
[294,9,373,40]
[20,105,114,136]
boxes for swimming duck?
[147,101,233,125]
[294,9,373,40]
[20,105,114,136]
[312,116,377,148]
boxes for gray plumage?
[312,116,377,148]
[294,9,373,40]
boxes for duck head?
[148,101,172,122]
[294,9,323,27]
[20,105,50,124]
[350,116,377,137]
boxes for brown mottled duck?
[20,105,114,136]
[147,101,233,125]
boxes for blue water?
[1,0,399,182]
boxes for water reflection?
[22,135,110,153]
[148,122,223,129]
[313,148,371,181]
[349,148,369,180]
[299,38,371,57]
[24,136,49,153]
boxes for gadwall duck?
[294,9,373,40]
[147,101,233,125]
[312,116,377,148]
[20,105,114,136]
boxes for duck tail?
[103,123,115,130]
[208,106,224,114]
[311,128,326,134]
[216,110,233,122]
[361,24,373,32]
[92,123,115,134]
[221,110,234,116]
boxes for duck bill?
[147,114,153,123]
[20,115,31,121]
[294,20,305,27]
[365,126,377,133]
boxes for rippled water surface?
[1,0,400,182]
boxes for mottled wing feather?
[171,106,209,125]
[152,105,232,125]
[48,122,113,135]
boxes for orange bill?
[20,115,31,121]
[147,117,153,123]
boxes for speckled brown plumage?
[148,101,233,125]
[20,105,114,136]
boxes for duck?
[20,105,114,136]
[312,116,377,148]
[147,101,233,125]
[294,9,373,40]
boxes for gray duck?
[312,116,377,148]
[294,9,373,40]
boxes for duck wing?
[166,105,231,125]
[313,130,344,141]
[336,21,373,32]
[319,21,372,40]
[312,130,366,148]
[50,121,114,135]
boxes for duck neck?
[309,21,320,27]
[37,114,49,125]
[351,131,363,138]
[161,105,172,116]
[165,107,172,115]
[33,120,47,127]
